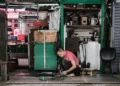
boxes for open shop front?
[0,0,120,85]
[6,3,60,71]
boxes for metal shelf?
[66,25,101,29]
[63,0,102,4]
[64,7,100,11]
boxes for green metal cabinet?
[34,43,57,71]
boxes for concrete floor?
[0,70,120,86]
[0,81,6,86]
[1,69,120,86]
[6,69,120,84]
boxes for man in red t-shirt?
[57,48,81,76]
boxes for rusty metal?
[0,10,7,61]
[0,61,7,81]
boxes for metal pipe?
[37,3,39,19]
[44,31,46,69]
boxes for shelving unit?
[60,0,105,48]
[60,0,105,72]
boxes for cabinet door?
[45,43,57,70]
[34,44,44,70]
[34,43,57,70]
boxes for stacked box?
[34,30,57,43]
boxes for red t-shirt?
[64,51,79,66]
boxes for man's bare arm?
[66,60,76,74]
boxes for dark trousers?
[61,59,81,76]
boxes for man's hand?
[60,71,67,76]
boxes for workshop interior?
[0,0,120,83]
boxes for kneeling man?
[57,48,81,76]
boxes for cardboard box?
[34,30,57,43]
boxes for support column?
[100,0,105,72]
[60,1,64,49]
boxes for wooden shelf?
[66,25,101,29]
[64,7,100,11]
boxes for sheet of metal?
[111,3,120,73]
